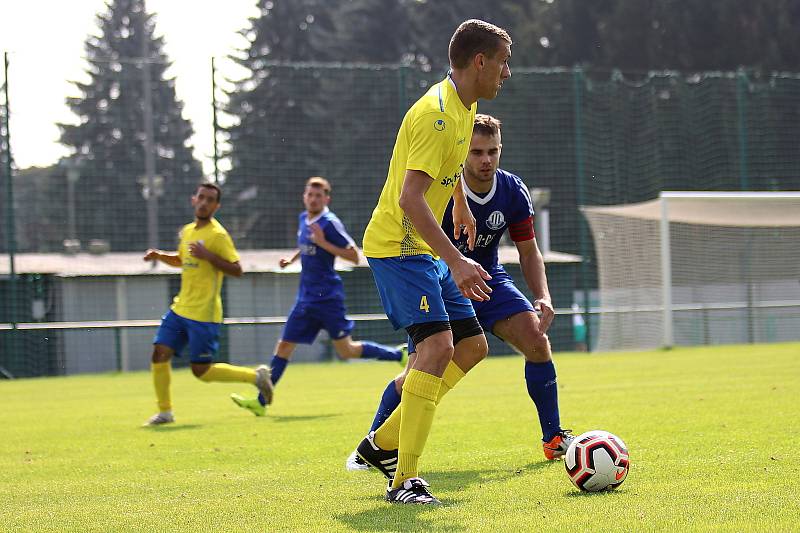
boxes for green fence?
[3,59,800,375]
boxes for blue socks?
[270,354,289,384]
[364,360,561,443]
[369,380,402,432]
[360,341,401,361]
[258,355,289,406]
[524,360,561,442]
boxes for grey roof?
[0,247,580,277]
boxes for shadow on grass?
[335,499,467,532]
[141,424,203,432]
[335,465,545,531]
[563,487,627,498]
[520,460,558,474]
[269,414,338,423]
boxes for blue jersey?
[296,207,355,303]
[442,169,534,278]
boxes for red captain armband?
[509,216,535,242]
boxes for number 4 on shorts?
[419,295,430,313]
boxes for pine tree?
[409,0,519,69]
[529,0,800,72]
[223,0,344,249]
[60,0,201,252]
[325,0,414,64]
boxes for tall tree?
[530,0,800,72]
[223,0,343,248]
[325,0,414,64]
[12,165,66,253]
[60,0,201,252]
[409,0,522,69]
[327,0,521,68]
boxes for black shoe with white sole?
[355,431,398,479]
[386,477,440,505]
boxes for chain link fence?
[2,53,800,376]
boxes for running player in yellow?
[354,20,512,504]
[142,182,273,426]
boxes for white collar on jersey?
[463,173,498,205]
[447,74,457,92]
[305,206,330,225]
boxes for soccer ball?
[564,430,629,492]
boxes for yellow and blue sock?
[258,354,289,406]
[360,341,402,361]
[524,360,561,442]
[369,380,401,432]
[373,361,465,451]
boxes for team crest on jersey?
[434,119,446,131]
[486,210,506,230]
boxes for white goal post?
[581,192,800,351]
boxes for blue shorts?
[367,255,475,330]
[153,310,220,364]
[407,273,534,352]
[281,299,354,344]
[472,273,536,334]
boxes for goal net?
[581,192,800,351]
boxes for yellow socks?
[151,361,172,412]
[374,401,402,450]
[374,360,466,452]
[197,363,257,384]
[392,369,441,488]
[437,360,466,403]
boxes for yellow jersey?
[363,76,476,258]
[171,218,240,323]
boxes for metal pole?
[397,65,407,121]
[66,162,79,241]
[573,66,592,351]
[735,71,755,341]
[211,56,220,184]
[659,194,673,348]
[736,69,749,191]
[3,52,17,323]
[737,71,755,342]
[140,7,158,249]
[115,277,129,371]
[67,177,76,240]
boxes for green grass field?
[2,343,798,532]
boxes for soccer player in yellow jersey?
[355,20,512,504]
[142,183,273,426]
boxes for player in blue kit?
[232,177,405,416]
[347,114,573,469]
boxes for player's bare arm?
[515,237,554,333]
[188,242,243,277]
[279,250,301,269]
[451,179,477,250]
[143,249,182,268]
[399,169,492,301]
[308,223,359,264]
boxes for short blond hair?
[305,176,331,195]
